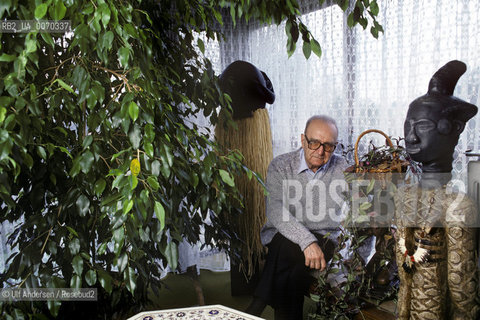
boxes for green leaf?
[144,142,153,158]
[80,150,95,174]
[97,242,108,255]
[69,238,80,255]
[76,195,90,217]
[0,54,16,62]
[230,4,236,26]
[56,79,74,93]
[47,300,61,317]
[289,19,299,42]
[147,176,159,191]
[128,101,139,122]
[50,173,57,185]
[287,38,296,58]
[35,3,48,19]
[0,106,6,123]
[219,169,234,187]
[118,47,130,68]
[190,171,199,188]
[164,241,178,270]
[85,270,97,286]
[53,126,68,138]
[66,226,79,237]
[130,175,138,190]
[302,41,311,59]
[144,123,155,142]
[41,33,55,48]
[359,17,368,29]
[0,96,14,107]
[151,160,161,176]
[116,253,128,272]
[72,255,84,275]
[111,149,128,161]
[310,294,320,302]
[82,135,93,149]
[124,266,137,294]
[111,174,125,190]
[246,168,253,180]
[113,227,125,244]
[366,179,375,194]
[100,31,114,52]
[310,38,322,58]
[112,212,128,230]
[92,12,102,34]
[100,3,111,28]
[123,199,134,214]
[197,38,205,54]
[98,269,112,293]
[162,144,173,167]
[23,153,33,169]
[355,214,370,223]
[370,0,379,16]
[70,275,82,288]
[37,146,47,159]
[359,201,372,210]
[0,128,9,144]
[375,21,384,33]
[128,125,141,149]
[347,12,355,27]
[52,0,66,20]
[154,201,165,231]
[213,9,223,25]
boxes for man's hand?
[303,242,326,270]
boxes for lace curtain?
[218,0,480,182]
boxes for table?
[127,304,265,320]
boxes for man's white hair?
[304,115,338,140]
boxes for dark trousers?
[254,233,335,320]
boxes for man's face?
[301,120,338,172]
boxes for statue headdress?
[409,60,477,133]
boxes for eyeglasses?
[304,135,337,152]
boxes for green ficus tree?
[0,0,381,319]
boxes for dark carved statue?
[395,60,480,319]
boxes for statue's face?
[404,99,458,166]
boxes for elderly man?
[246,115,348,319]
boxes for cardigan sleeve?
[265,158,318,251]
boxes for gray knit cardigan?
[260,149,348,251]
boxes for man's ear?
[301,134,305,145]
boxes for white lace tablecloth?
[127,305,264,320]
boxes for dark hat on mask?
[409,60,477,130]
[219,60,275,119]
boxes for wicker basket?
[353,129,406,174]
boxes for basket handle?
[354,129,394,167]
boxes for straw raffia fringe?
[215,108,273,278]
